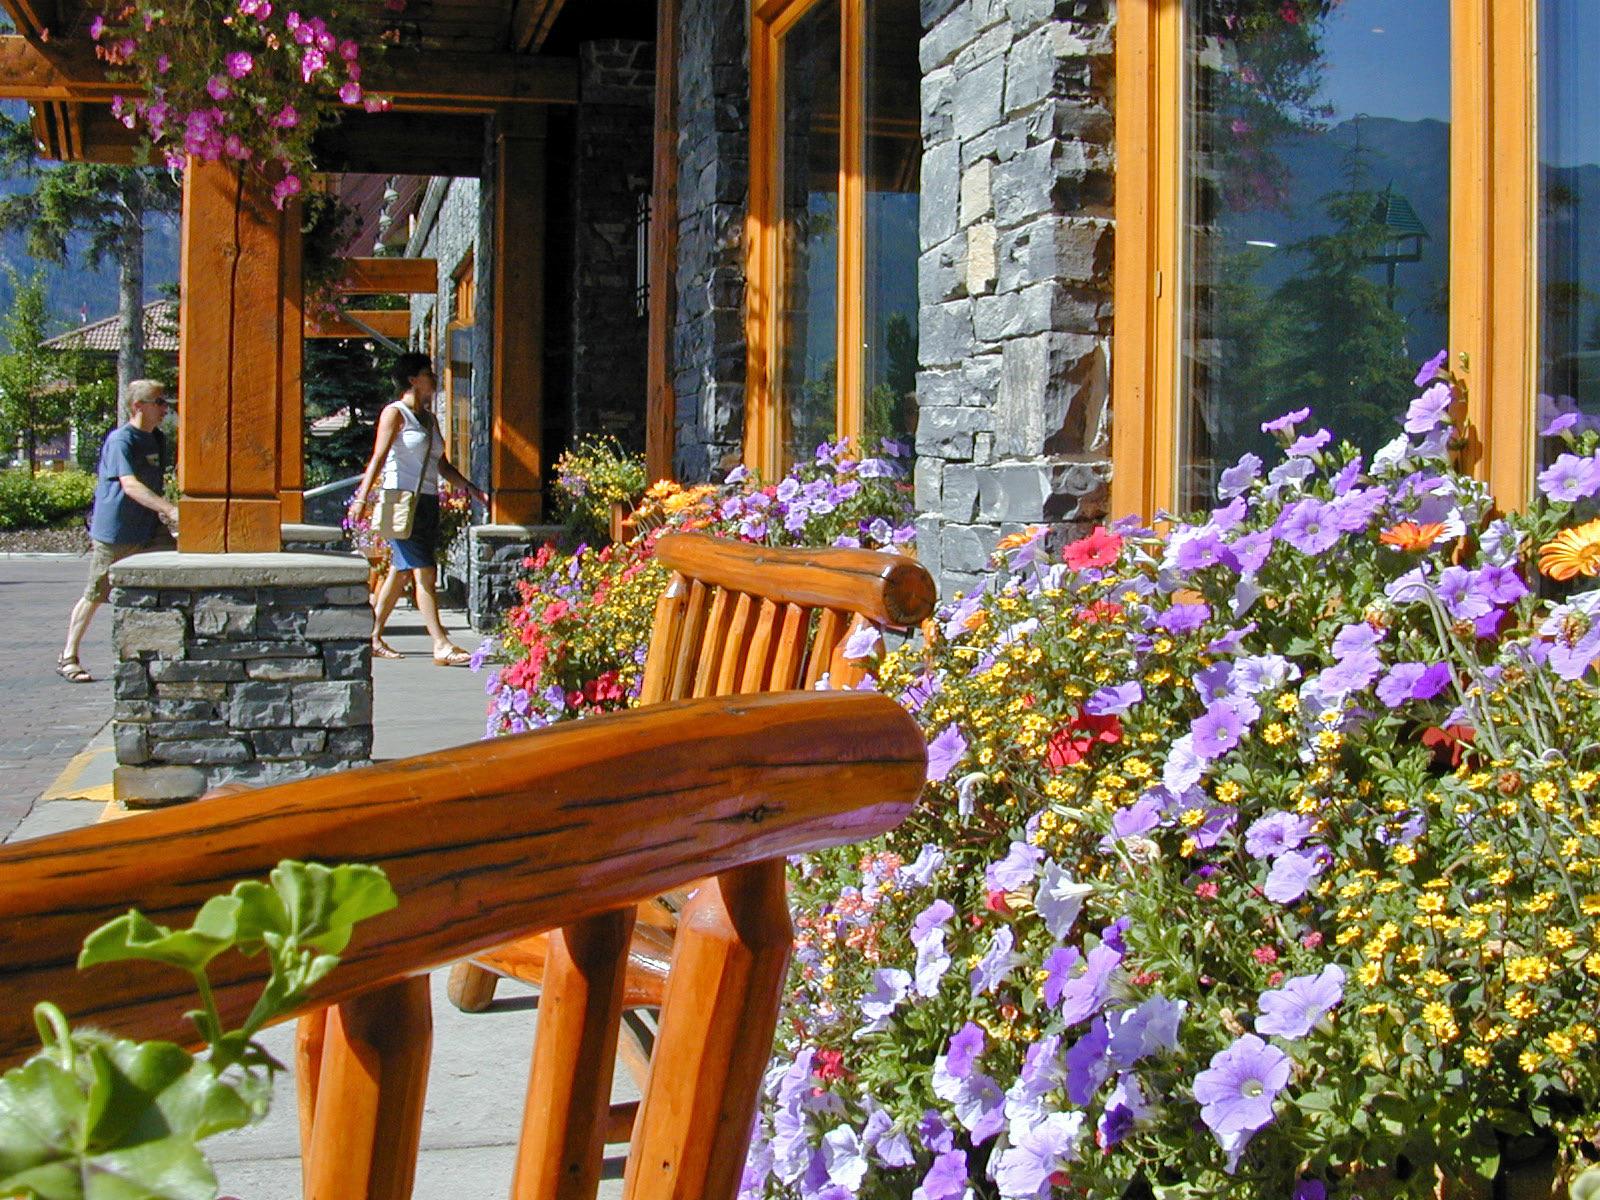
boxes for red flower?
[814,1048,847,1081]
[985,889,1013,914]
[1080,599,1124,624]
[1267,970,1285,986]
[1045,710,1124,771]
[1063,526,1124,570]
[1301,931,1324,950]
[1252,946,1278,964]
[1279,1,1300,22]
[1195,881,1219,900]
[1421,723,1477,769]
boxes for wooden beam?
[312,111,486,177]
[304,308,412,339]
[0,37,577,110]
[491,109,545,524]
[336,257,437,295]
[509,0,568,52]
[177,160,289,553]
[279,196,305,523]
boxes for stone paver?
[0,555,113,838]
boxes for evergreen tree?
[0,274,71,471]
[303,337,399,484]
[0,115,180,410]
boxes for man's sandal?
[56,656,93,684]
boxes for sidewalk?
[11,604,639,1198]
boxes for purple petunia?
[972,926,1019,995]
[1404,382,1454,434]
[1287,428,1332,458]
[1538,452,1600,504]
[1541,602,1600,681]
[1158,602,1211,634]
[1217,452,1263,498]
[1264,848,1325,903]
[1375,661,1453,707]
[1276,498,1342,555]
[1317,647,1384,697]
[926,726,967,783]
[987,842,1043,892]
[1035,860,1095,940]
[1255,965,1346,1040]
[912,1150,969,1200]
[1042,946,1081,1008]
[856,968,912,1035]
[1058,944,1122,1024]
[1085,681,1142,716]
[1191,696,1255,759]
[1107,994,1185,1066]
[1414,349,1448,388]
[1193,1033,1292,1143]
[1063,1017,1113,1105]
[992,1113,1085,1199]
[1243,810,1314,860]
[1261,407,1311,435]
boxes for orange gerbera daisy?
[1539,518,1600,582]
[996,525,1045,551]
[1379,520,1448,552]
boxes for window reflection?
[777,0,842,468]
[863,0,921,445]
[1179,0,1450,513]
[1538,0,1600,449]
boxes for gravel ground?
[0,527,90,554]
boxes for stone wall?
[670,0,749,481]
[570,41,655,452]
[109,554,375,804]
[912,0,1116,596]
[466,524,564,630]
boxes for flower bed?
[742,360,1600,1198]
[478,438,914,734]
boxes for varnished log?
[654,533,936,628]
[305,976,432,1200]
[511,909,636,1200]
[622,862,792,1200]
[0,691,925,1066]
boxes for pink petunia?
[225,51,253,78]
[205,75,231,101]
[338,81,362,105]
[270,103,299,128]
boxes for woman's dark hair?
[391,352,435,393]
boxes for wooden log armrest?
[0,690,927,1066]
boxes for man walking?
[57,379,179,683]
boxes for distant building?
[40,300,179,361]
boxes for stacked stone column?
[109,553,375,804]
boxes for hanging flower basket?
[92,0,395,205]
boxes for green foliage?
[0,860,397,1200]
[303,335,400,484]
[0,273,71,471]
[0,468,95,530]
[553,435,650,546]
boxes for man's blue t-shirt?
[89,425,166,546]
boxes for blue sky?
[1311,0,1600,168]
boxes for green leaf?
[267,860,397,955]
[77,897,240,975]
[0,1032,254,1200]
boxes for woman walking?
[348,351,487,665]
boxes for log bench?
[0,689,926,1199]
[445,532,938,1089]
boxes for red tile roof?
[41,300,179,353]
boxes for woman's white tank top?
[380,402,444,495]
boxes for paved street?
[0,554,112,838]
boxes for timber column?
[177,160,298,552]
[491,109,546,524]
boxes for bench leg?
[447,960,500,1012]
[304,975,433,1200]
[295,1009,328,1197]
[511,908,637,1200]
[622,861,791,1200]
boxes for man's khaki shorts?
[83,532,176,603]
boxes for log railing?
[0,690,927,1199]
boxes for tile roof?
[40,300,179,353]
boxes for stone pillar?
[669,0,748,482]
[109,553,375,805]
[913,0,1117,596]
[467,524,563,630]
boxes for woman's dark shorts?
[388,493,441,571]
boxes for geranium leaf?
[77,897,240,975]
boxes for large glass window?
[776,0,843,467]
[1176,0,1451,512]
[1538,0,1600,451]
[749,0,921,476]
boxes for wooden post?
[491,108,546,524]
[644,0,679,484]
[279,195,305,524]
[176,160,292,552]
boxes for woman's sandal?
[432,646,472,668]
[56,655,93,684]
[371,638,403,660]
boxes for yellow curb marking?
[38,738,113,803]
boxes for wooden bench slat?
[638,575,688,706]
[665,579,709,701]
[803,609,846,689]
[738,597,782,693]
[715,591,757,695]
[691,585,735,696]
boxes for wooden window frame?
[746,0,867,479]
[1111,0,1539,522]
[446,253,476,469]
